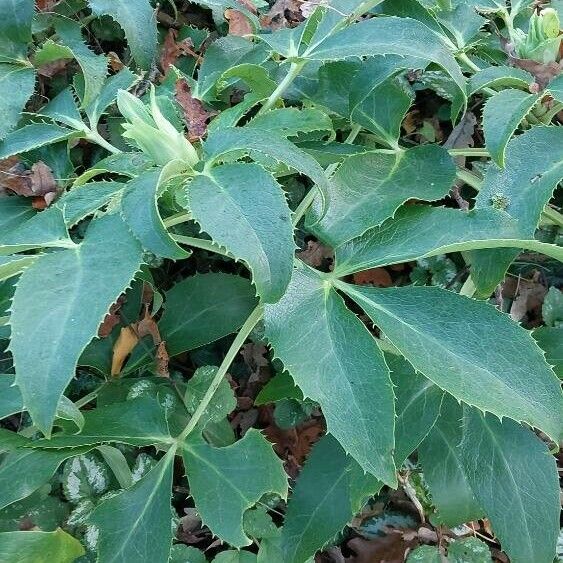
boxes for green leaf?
[547,73,563,103]
[184,366,236,428]
[338,283,563,441]
[217,63,276,98]
[0,64,35,139]
[10,214,144,435]
[33,39,73,67]
[30,397,173,448]
[85,67,139,127]
[0,529,84,563]
[203,127,329,194]
[158,273,258,356]
[468,65,534,96]
[281,434,381,563]
[193,36,268,102]
[0,255,37,283]
[469,126,563,296]
[245,108,333,138]
[54,18,108,108]
[182,429,288,547]
[0,0,33,63]
[90,447,175,563]
[0,206,73,254]
[533,326,563,378]
[0,446,92,511]
[0,123,77,159]
[0,374,22,420]
[307,146,456,245]
[56,181,125,227]
[304,16,466,110]
[39,87,84,130]
[213,551,257,563]
[418,398,483,526]
[87,0,157,69]
[121,170,188,260]
[170,544,207,563]
[183,163,294,302]
[389,355,443,465]
[331,205,563,276]
[96,445,134,489]
[264,265,396,484]
[483,89,538,167]
[255,371,303,404]
[460,408,559,563]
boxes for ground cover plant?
[0,0,562,561]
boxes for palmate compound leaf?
[307,145,456,245]
[121,169,189,260]
[418,397,484,526]
[90,446,176,563]
[337,282,563,442]
[331,205,563,276]
[158,273,258,356]
[281,358,442,563]
[482,88,539,167]
[459,407,559,563]
[182,163,294,303]
[302,16,467,115]
[182,429,288,548]
[0,529,85,563]
[468,126,563,296]
[264,264,397,485]
[9,213,144,436]
[87,0,157,69]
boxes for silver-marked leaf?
[0,123,77,160]
[183,163,294,302]
[121,170,188,260]
[87,0,157,69]
[0,529,85,563]
[418,398,483,526]
[281,434,381,563]
[182,429,288,548]
[159,273,258,356]
[307,145,456,245]
[54,18,108,108]
[0,64,35,139]
[264,265,396,484]
[460,408,559,563]
[91,447,175,563]
[10,214,144,435]
[339,283,563,441]
[483,89,538,166]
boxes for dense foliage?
[0,0,562,561]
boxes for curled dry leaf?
[297,240,334,269]
[353,268,392,287]
[175,78,214,141]
[111,326,139,376]
[0,159,58,208]
[160,29,196,75]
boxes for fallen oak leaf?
[175,78,215,141]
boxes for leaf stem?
[448,148,490,158]
[541,206,563,228]
[171,234,234,258]
[457,51,481,73]
[176,304,264,443]
[257,60,306,115]
[292,123,362,226]
[456,167,482,190]
[163,211,192,228]
[86,130,123,155]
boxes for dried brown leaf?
[175,78,214,141]
[225,9,253,36]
